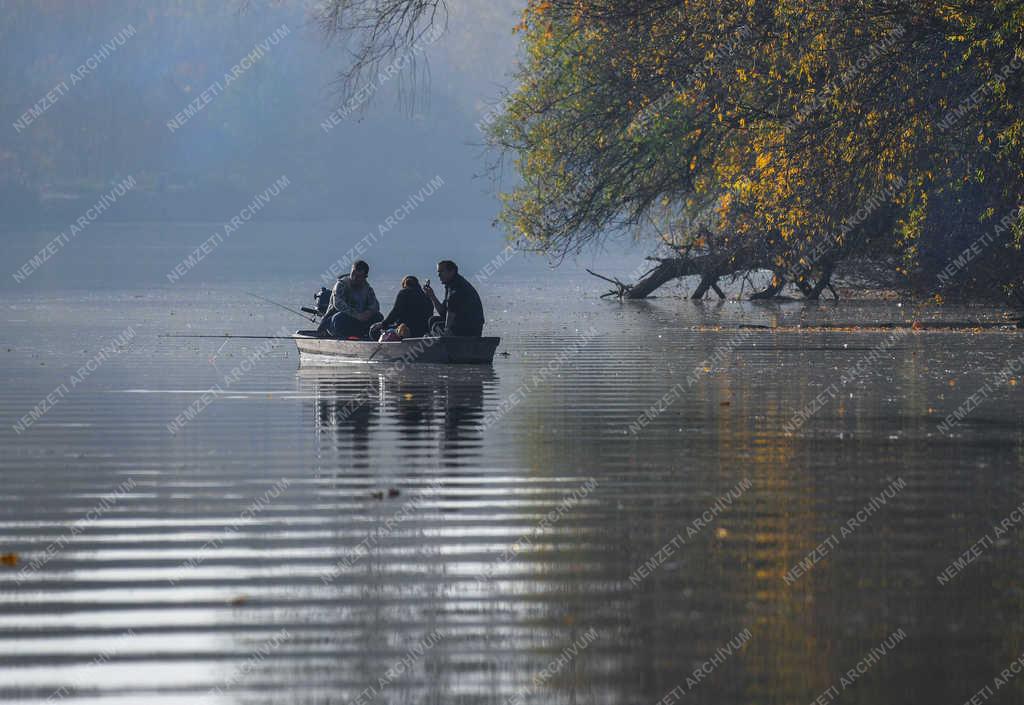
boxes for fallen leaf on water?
[229,595,247,606]
[0,553,18,567]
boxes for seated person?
[316,260,383,339]
[369,276,433,340]
[423,260,485,337]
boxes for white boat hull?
[293,333,500,365]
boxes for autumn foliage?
[489,0,1024,302]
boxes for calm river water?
[2,237,1024,704]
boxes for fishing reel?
[301,286,333,320]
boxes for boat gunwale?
[294,332,500,364]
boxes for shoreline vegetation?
[300,0,1024,322]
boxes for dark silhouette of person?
[370,275,434,339]
[423,260,485,337]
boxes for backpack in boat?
[314,287,332,316]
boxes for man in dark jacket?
[423,260,485,336]
[316,260,383,339]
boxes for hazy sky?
[1,1,648,292]
[2,0,523,221]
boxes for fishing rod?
[158,293,321,339]
[245,292,318,323]
[160,334,302,339]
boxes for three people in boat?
[317,259,485,340]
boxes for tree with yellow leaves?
[312,0,1024,312]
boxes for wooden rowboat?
[293,331,501,365]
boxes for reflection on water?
[0,281,1022,704]
[302,366,496,470]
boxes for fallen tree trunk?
[625,257,705,299]
[588,253,833,301]
[691,273,726,300]
[589,254,740,299]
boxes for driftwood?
[588,254,838,301]
[588,255,722,299]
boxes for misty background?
[2,1,644,293]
